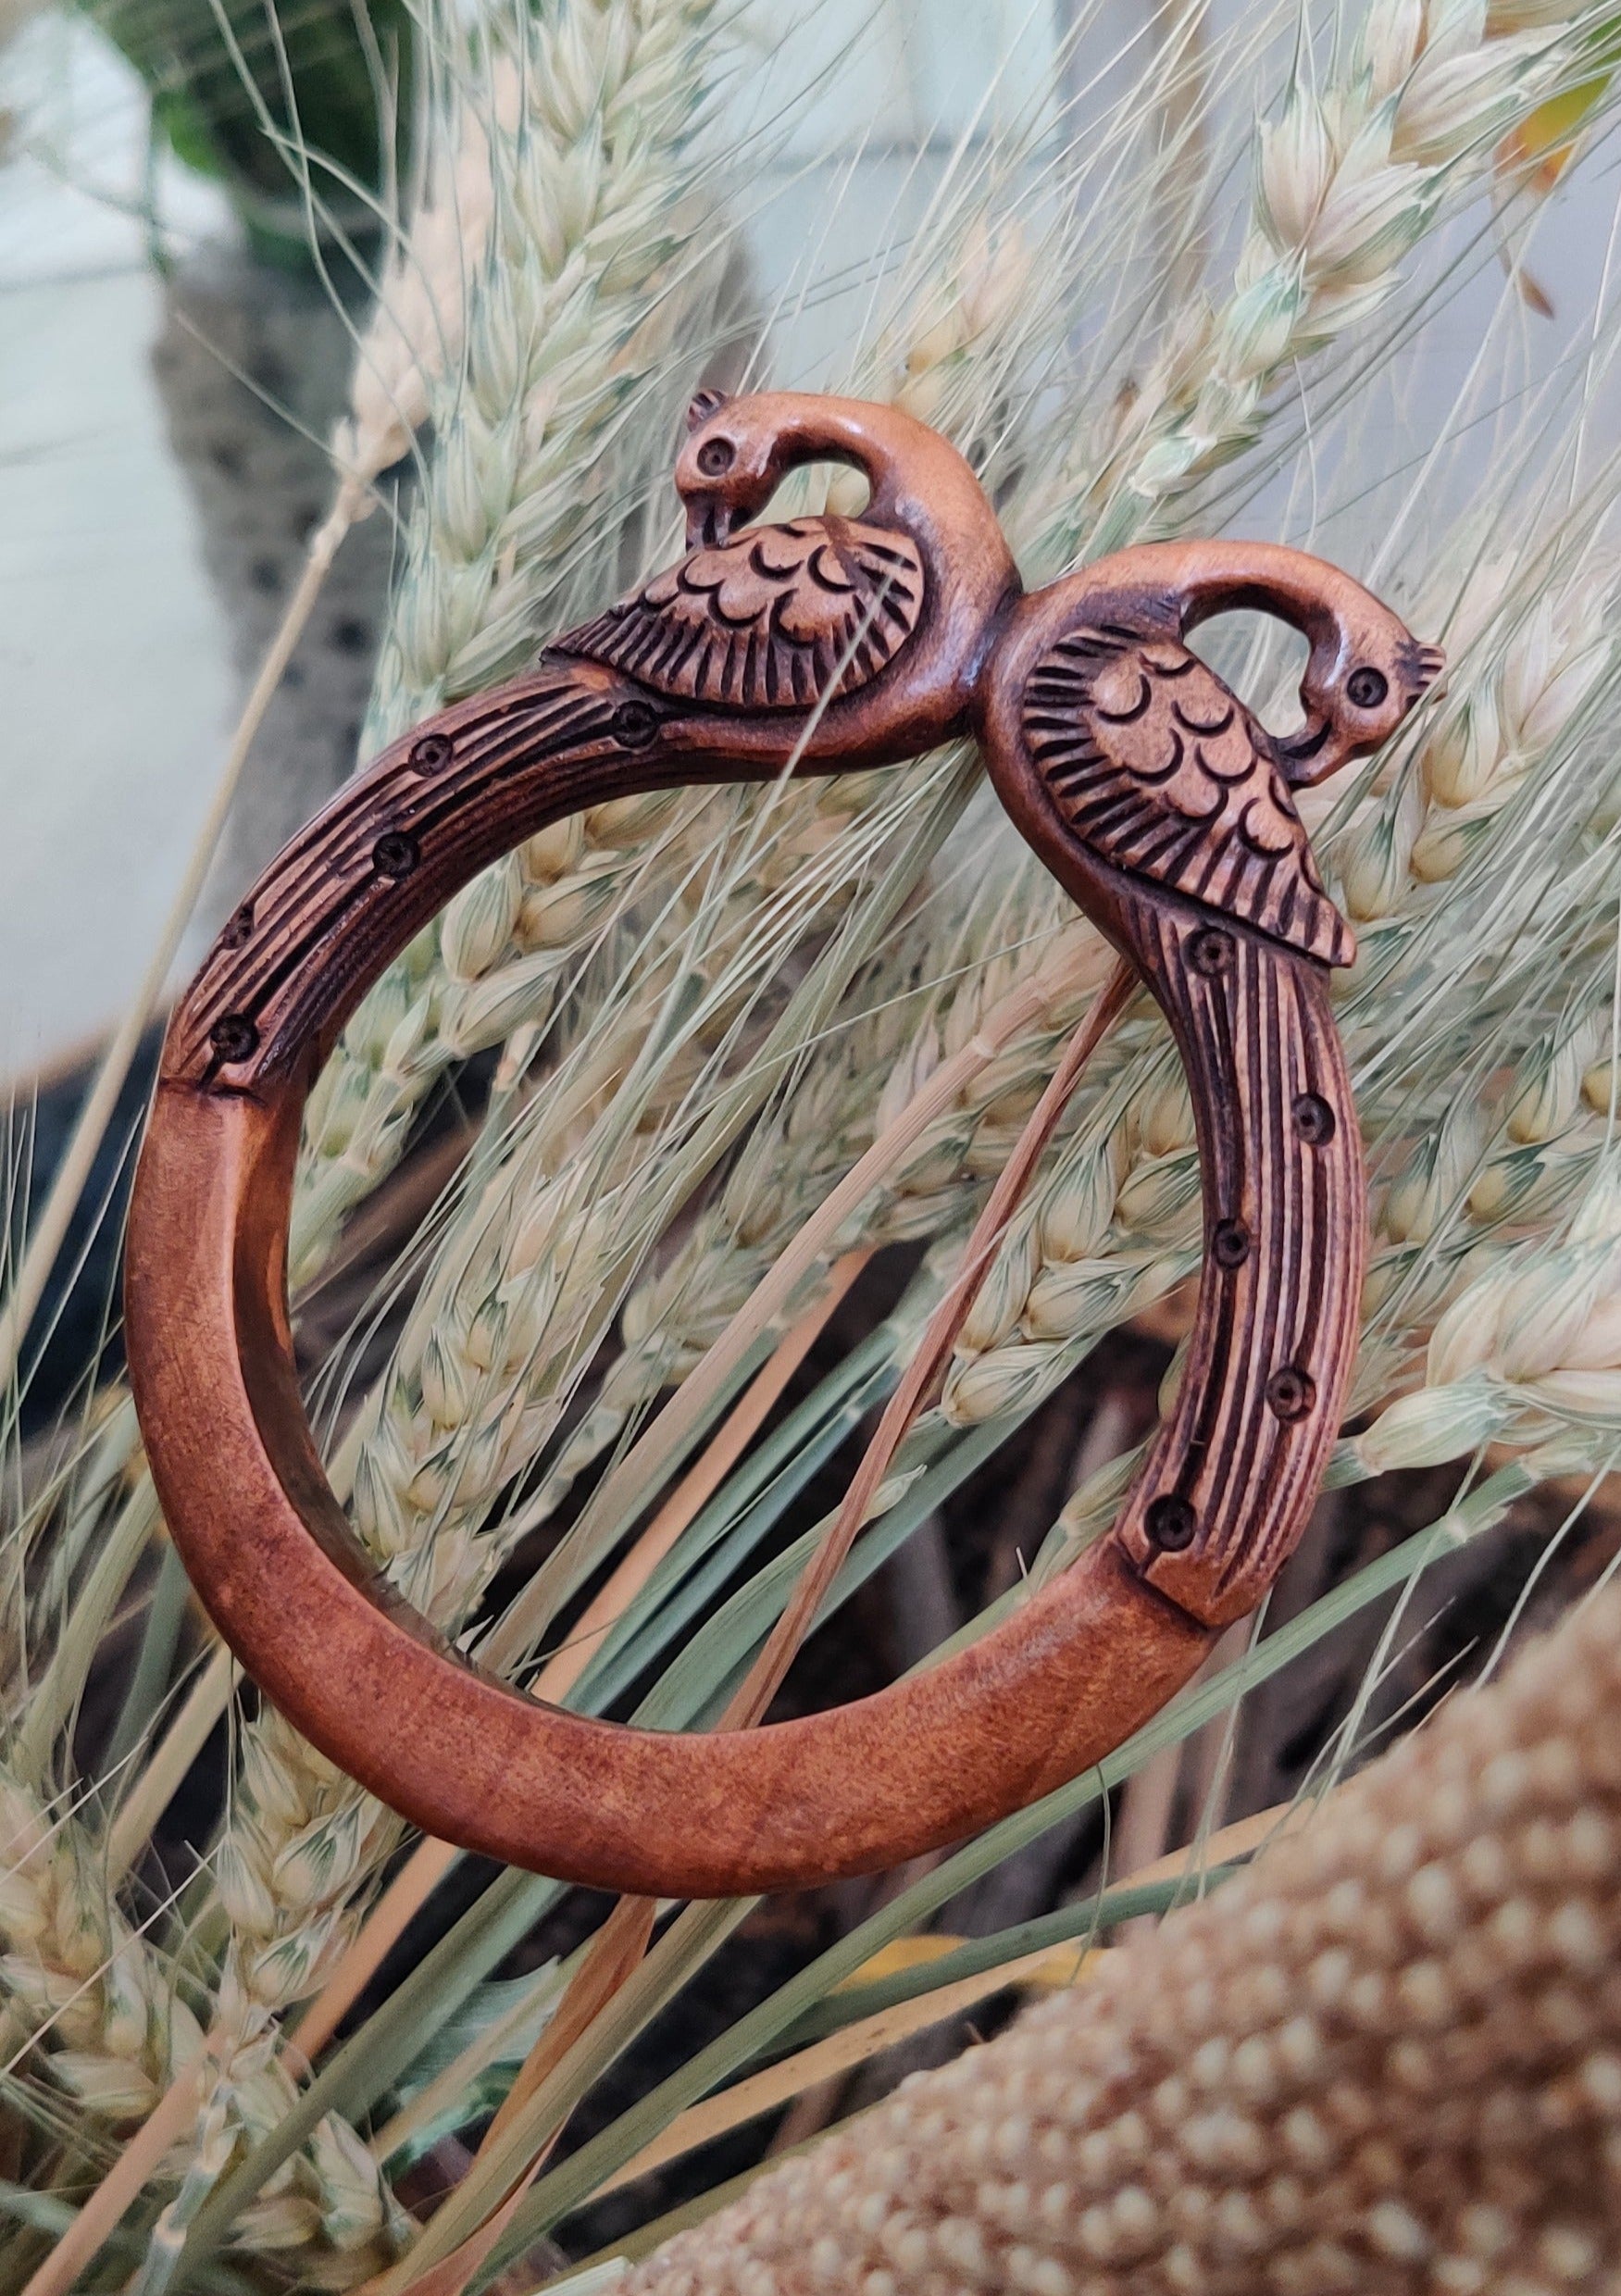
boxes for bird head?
[674,389,793,549]
[1277,593,1444,787]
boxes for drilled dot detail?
[209,1014,259,1064]
[372,831,420,879]
[409,732,454,773]
[613,700,659,748]
[1147,1493,1198,1552]
[1292,1092,1336,1145]
[1266,1366,1317,1421]
[1212,1218,1251,1269]
[220,904,254,951]
[1190,926,1235,977]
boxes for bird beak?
[686,497,733,551]
[1277,710,1342,787]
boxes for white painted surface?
[0,15,232,1079]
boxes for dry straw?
[337,0,1613,1622]
[147,44,1195,2217]
[1037,0,1588,564]
[529,508,1621,1553]
[289,0,746,1286]
[143,0,742,2270]
[5,0,747,2282]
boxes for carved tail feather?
[1104,889,1364,1627]
[558,518,927,712]
[1019,625,1356,970]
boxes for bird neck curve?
[1064,538,1358,655]
[755,394,1016,610]
[756,393,925,519]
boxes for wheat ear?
[0,40,506,1396]
[284,28,1240,1291]
[479,16,1621,1541]
[288,0,738,1288]
[0,1769,202,2126]
[1041,0,1594,562]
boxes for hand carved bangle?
[124,392,1441,1899]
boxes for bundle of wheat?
[6,0,1621,2287]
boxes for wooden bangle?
[125,392,1440,1898]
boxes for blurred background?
[4,0,1614,1078]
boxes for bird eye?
[696,437,735,478]
[1347,666,1389,710]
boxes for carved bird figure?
[804,542,1444,1647]
[129,397,1447,1903]
[561,392,929,713]
[129,391,1040,1902]
[157,389,1018,1089]
[977,539,1442,1630]
[1006,541,1444,968]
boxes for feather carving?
[559,516,926,711]
[1023,624,1355,967]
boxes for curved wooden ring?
[125,635,1363,1898]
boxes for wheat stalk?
[186,0,739,2263]
[540,587,1615,1538]
[1035,0,1592,565]
[13,4,1621,2282]
[179,111,1149,2176]
[0,29,509,1402]
[287,0,744,1288]
[332,46,521,495]
[742,476,1621,1454]
[180,125,1621,2296]
[347,0,1620,1602]
[6,2,744,2285]
[280,0,1247,1290]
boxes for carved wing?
[1023,625,1355,967]
[558,515,926,711]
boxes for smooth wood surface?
[125,392,1440,1896]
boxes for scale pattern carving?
[1023,624,1356,968]
[562,515,926,710]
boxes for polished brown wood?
[979,543,1441,1628]
[156,394,1016,1098]
[125,393,1440,1897]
